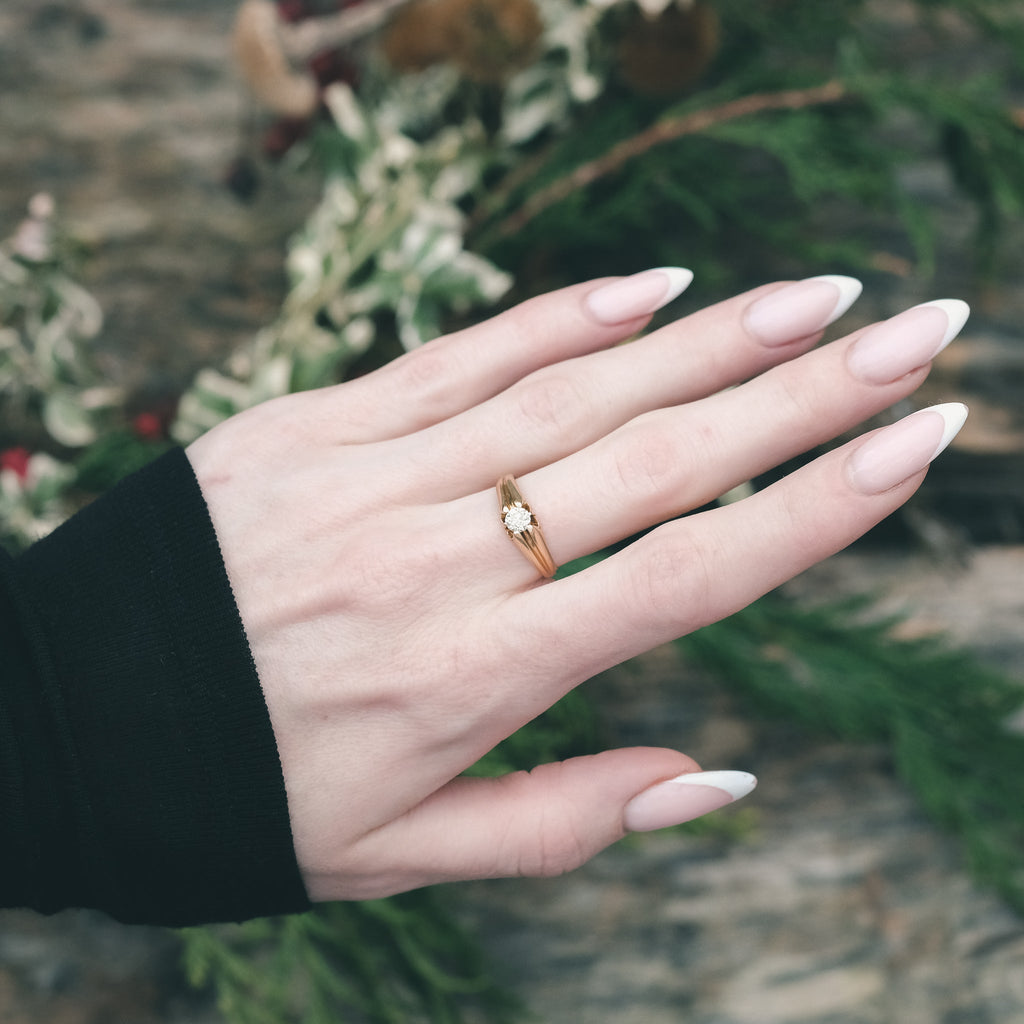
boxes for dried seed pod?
[447,0,544,83]
[380,0,454,72]
[617,1,720,98]
[382,0,543,82]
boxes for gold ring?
[497,475,557,578]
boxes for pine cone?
[617,1,720,97]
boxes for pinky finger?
[522,403,968,694]
[315,748,754,900]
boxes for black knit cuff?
[6,448,311,926]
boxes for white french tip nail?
[808,275,864,325]
[670,770,758,801]
[653,266,695,305]
[913,299,971,352]
[926,402,969,459]
[584,267,694,325]
[623,769,758,832]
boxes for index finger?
[317,270,693,444]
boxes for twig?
[283,0,418,61]
[234,0,418,117]
[490,80,849,239]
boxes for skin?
[185,277,939,902]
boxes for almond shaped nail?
[584,267,694,325]
[623,770,757,833]
[847,403,968,495]
[745,275,863,347]
[847,299,970,385]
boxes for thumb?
[346,749,756,897]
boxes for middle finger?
[388,276,864,498]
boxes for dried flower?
[12,193,56,263]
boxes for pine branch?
[491,80,849,239]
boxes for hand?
[185,270,968,901]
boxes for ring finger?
[454,299,967,585]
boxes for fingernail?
[847,403,968,495]
[744,275,863,347]
[584,267,694,325]
[623,770,757,833]
[847,299,970,385]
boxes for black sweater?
[0,448,312,926]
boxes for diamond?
[503,505,533,534]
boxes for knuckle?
[525,832,588,879]
[390,344,459,416]
[774,477,817,547]
[512,373,590,436]
[768,363,825,426]
[630,531,714,631]
[502,767,591,879]
[610,414,684,501]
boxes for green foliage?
[74,430,174,493]
[0,449,75,551]
[0,196,121,449]
[469,688,603,778]
[182,895,524,1024]
[679,592,1024,910]
[478,0,1024,295]
[172,74,513,444]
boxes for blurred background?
[3,1,1024,1022]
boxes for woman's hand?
[185,270,968,901]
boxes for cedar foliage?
[680,594,1024,911]
[474,1,1024,294]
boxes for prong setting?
[496,474,557,577]
[502,502,535,536]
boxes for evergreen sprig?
[182,894,525,1024]
[679,592,1024,911]
[479,0,1024,294]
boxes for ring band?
[497,475,557,578]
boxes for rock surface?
[2,2,1024,1023]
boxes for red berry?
[1,447,32,481]
[132,412,165,441]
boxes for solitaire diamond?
[503,505,533,534]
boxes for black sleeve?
[0,447,312,926]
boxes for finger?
[455,299,967,584]
[386,275,863,494]
[509,403,968,698]
[315,270,693,444]
[314,749,757,899]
